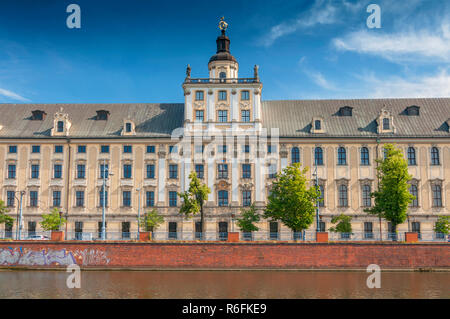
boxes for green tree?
[178,171,211,237]
[140,209,164,232]
[236,203,260,233]
[434,216,450,235]
[0,200,13,227]
[264,163,321,232]
[329,214,352,233]
[40,207,66,231]
[365,144,414,239]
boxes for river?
[0,270,448,298]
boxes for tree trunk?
[392,223,397,241]
[200,202,204,240]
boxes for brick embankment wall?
[0,242,448,270]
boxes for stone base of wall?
[0,242,448,270]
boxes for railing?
[185,78,259,84]
[0,230,448,242]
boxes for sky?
[0,0,449,103]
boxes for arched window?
[337,147,346,165]
[338,184,348,207]
[410,184,418,207]
[407,147,416,166]
[432,185,442,207]
[360,147,369,165]
[291,147,300,164]
[219,72,226,79]
[362,185,371,207]
[431,147,440,165]
[315,147,323,165]
[218,190,229,207]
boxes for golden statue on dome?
[218,16,228,31]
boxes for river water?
[0,270,448,299]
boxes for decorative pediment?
[239,101,250,109]
[193,101,205,108]
[215,180,231,189]
[216,102,229,109]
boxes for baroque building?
[0,22,449,240]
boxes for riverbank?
[1,241,449,270]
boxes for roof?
[0,103,184,139]
[0,98,448,139]
[262,98,450,138]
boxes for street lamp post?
[314,162,320,235]
[59,211,63,231]
[101,159,113,241]
[17,191,25,240]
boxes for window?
[146,164,155,179]
[195,110,204,122]
[122,222,131,239]
[168,222,177,239]
[77,164,85,179]
[218,190,229,206]
[243,145,250,153]
[32,110,45,120]
[77,145,86,153]
[241,90,250,100]
[269,222,279,240]
[218,91,227,101]
[432,185,442,207]
[123,191,131,207]
[28,221,36,237]
[195,164,204,179]
[76,191,84,207]
[242,164,251,178]
[218,164,228,179]
[318,185,324,207]
[408,147,416,165]
[383,118,390,130]
[241,110,250,122]
[123,164,132,179]
[100,164,109,178]
[218,145,227,153]
[146,145,155,153]
[99,189,108,207]
[315,147,323,165]
[339,107,353,116]
[337,147,347,165]
[96,110,109,120]
[53,191,61,207]
[169,145,177,153]
[169,164,178,179]
[54,164,62,179]
[8,164,16,179]
[268,164,277,179]
[291,147,300,164]
[169,191,177,207]
[338,185,348,207]
[268,145,276,154]
[242,190,251,207]
[31,145,40,153]
[410,184,419,207]
[431,147,440,165]
[100,145,109,153]
[31,164,39,179]
[361,147,369,165]
[98,222,107,239]
[314,120,321,130]
[195,145,204,153]
[57,121,64,132]
[195,91,204,101]
[362,185,371,207]
[54,145,63,153]
[125,122,132,133]
[412,222,421,235]
[30,191,38,207]
[218,110,228,122]
[364,222,373,238]
[7,191,15,207]
[123,145,132,153]
[8,145,17,154]
[146,191,155,207]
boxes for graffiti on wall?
[0,247,110,266]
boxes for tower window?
[241,91,250,100]
[219,72,226,79]
[241,110,250,122]
[218,190,229,206]
[218,110,228,122]
[195,110,204,122]
[169,164,178,179]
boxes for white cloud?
[362,69,450,98]
[306,70,337,91]
[0,88,30,102]
[262,0,339,47]
[333,22,450,62]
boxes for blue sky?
[0,0,449,103]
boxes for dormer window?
[314,120,321,130]
[31,110,46,120]
[121,119,136,136]
[125,122,132,133]
[339,106,353,116]
[405,105,420,116]
[383,118,390,130]
[57,121,64,132]
[96,110,110,120]
[311,117,325,133]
